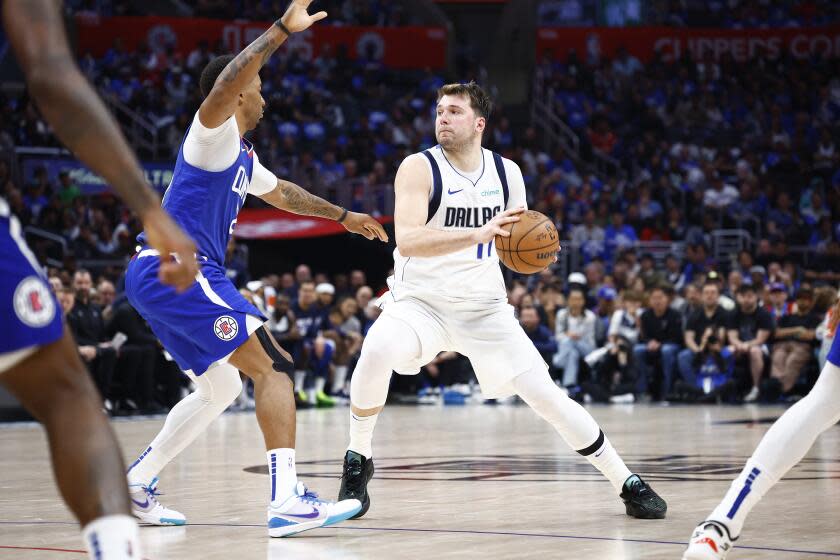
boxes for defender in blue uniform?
[0,2,198,559]
[685,318,840,559]
[122,0,388,538]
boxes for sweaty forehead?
[437,95,471,110]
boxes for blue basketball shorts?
[0,200,63,371]
[125,249,266,375]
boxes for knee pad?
[256,327,294,375]
[195,363,242,405]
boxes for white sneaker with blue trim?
[129,477,186,526]
[267,482,361,537]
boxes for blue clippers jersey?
[138,129,255,265]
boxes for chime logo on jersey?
[443,205,501,228]
[214,315,239,341]
[13,276,55,328]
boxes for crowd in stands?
[531,39,840,269]
[537,0,840,28]
[42,238,839,415]
[657,0,840,28]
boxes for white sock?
[294,370,306,393]
[580,432,633,494]
[127,365,241,486]
[82,515,140,560]
[708,458,774,538]
[332,365,348,394]
[314,376,326,394]
[707,362,840,538]
[348,413,379,458]
[268,448,298,505]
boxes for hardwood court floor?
[1,403,839,559]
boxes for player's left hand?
[342,212,389,242]
[141,206,199,292]
[280,0,328,33]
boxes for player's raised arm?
[257,178,388,242]
[2,0,198,291]
[199,0,326,129]
[393,155,523,257]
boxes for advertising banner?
[76,16,447,69]
[537,25,840,63]
[233,208,392,240]
[21,157,173,194]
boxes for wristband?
[337,208,348,223]
[274,19,292,36]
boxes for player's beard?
[437,128,478,153]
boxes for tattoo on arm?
[276,180,341,220]
[218,32,280,86]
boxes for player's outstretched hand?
[473,206,524,244]
[342,212,389,242]
[280,0,328,33]
[142,207,199,292]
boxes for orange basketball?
[495,210,559,274]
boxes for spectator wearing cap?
[766,282,793,320]
[553,287,598,387]
[316,282,336,310]
[634,285,683,400]
[771,288,821,393]
[727,283,775,402]
[749,265,767,290]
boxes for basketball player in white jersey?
[684,306,840,559]
[336,82,667,521]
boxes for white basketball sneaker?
[129,477,186,526]
[683,520,734,560]
[267,482,361,537]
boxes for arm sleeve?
[503,158,527,210]
[182,111,241,171]
[248,152,278,196]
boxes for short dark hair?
[200,55,235,98]
[736,283,756,295]
[650,284,673,297]
[437,81,493,119]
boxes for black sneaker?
[294,391,314,410]
[620,475,667,519]
[338,450,374,519]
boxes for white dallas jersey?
[389,145,527,302]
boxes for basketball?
[495,210,559,274]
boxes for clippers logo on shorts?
[214,315,239,341]
[13,276,55,328]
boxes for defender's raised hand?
[280,0,328,33]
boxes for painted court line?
[3,520,839,557]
